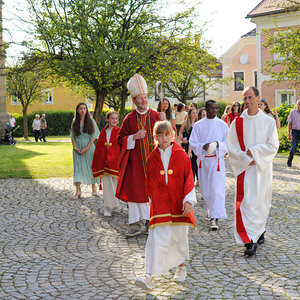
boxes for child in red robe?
[135,121,197,290]
[92,111,121,216]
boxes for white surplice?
[189,117,228,219]
[145,145,197,275]
[226,109,279,244]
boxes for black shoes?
[257,231,265,244]
[244,242,258,256]
[287,156,292,167]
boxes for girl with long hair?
[179,108,198,182]
[258,99,281,129]
[175,103,187,136]
[198,107,206,120]
[227,101,241,126]
[71,102,100,199]
[221,105,231,122]
[157,98,176,130]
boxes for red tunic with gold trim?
[116,109,160,203]
[146,143,196,229]
[92,125,120,179]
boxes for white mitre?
[127,74,148,98]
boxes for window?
[275,89,295,106]
[11,95,21,105]
[42,89,54,105]
[234,72,244,91]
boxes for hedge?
[278,125,300,155]
[12,108,133,137]
[276,103,296,127]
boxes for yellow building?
[7,85,95,114]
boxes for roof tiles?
[247,0,300,18]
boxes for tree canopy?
[26,0,197,124]
[7,54,47,139]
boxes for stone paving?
[0,155,299,299]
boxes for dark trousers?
[191,152,198,180]
[34,130,40,142]
[41,129,47,141]
[11,127,15,140]
[288,129,300,163]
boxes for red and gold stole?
[137,110,154,177]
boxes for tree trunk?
[119,84,128,124]
[23,107,29,140]
[93,90,106,128]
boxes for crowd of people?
[69,74,298,291]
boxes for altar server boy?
[135,121,196,290]
[92,111,120,216]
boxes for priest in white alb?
[226,86,279,256]
[189,100,228,230]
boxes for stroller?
[0,123,20,145]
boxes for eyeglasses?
[243,96,254,101]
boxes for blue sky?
[3,0,261,62]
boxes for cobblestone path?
[0,155,299,299]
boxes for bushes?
[276,103,296,127]
[12,107,133,137]
[190,100,231,119]
[278,125,300,155]
[13,111,75,137]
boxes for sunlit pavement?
[0,155,299,299]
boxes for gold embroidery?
[150,213,171,221]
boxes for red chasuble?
[146,143,196,229]
[116,109,160,203]
[91,125,120,179]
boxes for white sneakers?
[135,266,187,290]
[173,266,187,283]
[135,275,152,290]
[103,207,112,217]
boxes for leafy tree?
[6,55,46,139]
[262,2,300,87]
[263,26,300,87]
[143,33,220,104]
[26,0,196,125]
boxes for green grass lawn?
[0,142,73,179]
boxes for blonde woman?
[258,99,281,129]
[179,108,198,182]
[221,105,231,122]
